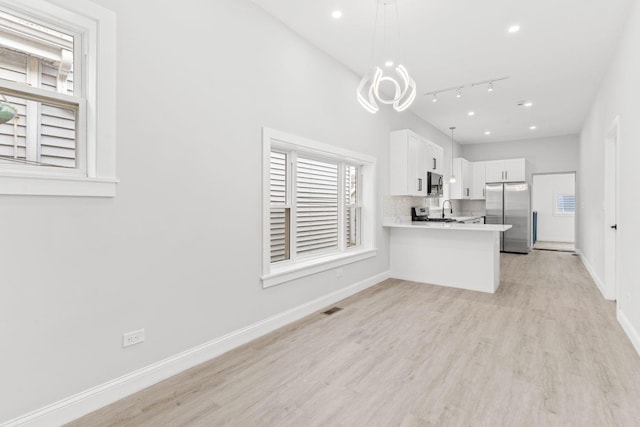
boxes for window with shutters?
[262,128,376,288]
[555,193,576,216]
[0,3,116,196]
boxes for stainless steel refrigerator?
[485,182,531,254]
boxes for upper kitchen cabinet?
[426,141,444,176]
[471,162,486,199]
[450,157,472,199]
[484,158,526,183]
[390,129,428,196]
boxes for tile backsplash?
[383,196,486,219]
[383,196,441,218]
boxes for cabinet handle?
[501,171,504,180]
[433,158,437,170]
[466,188,469,197]
[505,171,508,180]
[418,178,422,191]
[483,188,485,197]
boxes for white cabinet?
[485,160,503,183]
[450,157,472,199]
[426,141,444,175]
[471,162,486,200]
[390,130,428,196]
[504,158,526,182]
[484,158,526,183]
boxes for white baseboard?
[618,309,640,357]
[575,249,613,300]
[2,270,391,427]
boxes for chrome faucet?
[442,200,453,218]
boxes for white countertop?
[383,220,512,232]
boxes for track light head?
[488,81,494,92]
[456,88,463,98]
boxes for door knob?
[611,224,618,230]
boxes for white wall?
[578,0,640,343]
[461,134,579,183]
[452,135,579,215]
[532,173,575,243]
[0,0,457,423]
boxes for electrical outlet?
[336,268,344,278]
[122,329,145,348]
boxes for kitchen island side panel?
[389,227,501,293]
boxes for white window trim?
[0,0,117,197]
[261,127,377,288]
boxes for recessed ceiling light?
[384,60,394,67]
[484,131,491,135]
[508,25,520,33]
[529,125,537,130]
[468,111,475,116]
[331,10,343,19]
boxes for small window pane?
[556,194,576,215]
[270,207,290,263]
[0,10,75,94]
[0,92,77,168]
[345,165,360,248]
[270,151,287,205]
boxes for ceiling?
[251,0,633,144]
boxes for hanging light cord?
[394,0,403,62]
[370,1,380,63]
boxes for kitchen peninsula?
[383,221,512,293]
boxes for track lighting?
[425,76,508,101]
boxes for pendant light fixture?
[357,0,416,114]
[449,126,456,183]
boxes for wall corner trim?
[1,270,391,427]
[618,309,640,358]
[575,249,614,300]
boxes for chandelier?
[357,0,416,114]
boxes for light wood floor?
[69,251,640,426]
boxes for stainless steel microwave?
[427,172,443,197]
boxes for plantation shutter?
[296,156,338,256]
[270,151,289,263]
